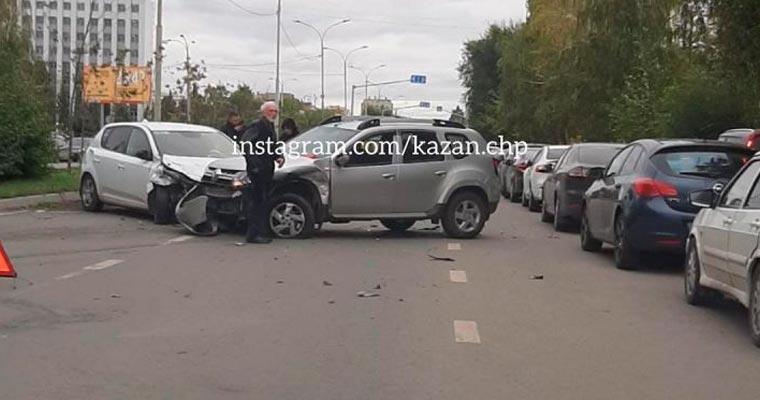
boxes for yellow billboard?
[83,65,152,105]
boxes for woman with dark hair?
[279,118,300,142]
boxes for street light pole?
[324,45,368,115]
[275,0,281,132]
[293,19,350,112]
[165,36,194,123]
[350,64,386,115]
[153,0,163,121]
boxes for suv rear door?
[395,130,447,214]
[330,130,398,217]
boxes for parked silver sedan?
[685,154,760,346]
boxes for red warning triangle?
[0,241,17,278]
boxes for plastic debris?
[357,291,380,298]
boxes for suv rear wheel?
[442,192,486,239]
[381,219,416,232]
[268,193,315,239]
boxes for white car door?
[726,165,760,298]
[121,127,157,209]
[96,126,133,205]
[704,161,760,286]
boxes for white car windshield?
[153,130,236,158]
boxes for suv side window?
[401,130,445,163]
[620,145,644,175]
[102,126,131,154]
[720,161,760,209]
[444,133,471,160]
[346,131,395,167]
[125,128,153,160]
[606,146,633,177]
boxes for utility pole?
[350,64,386,115]
[275,0,282,133]
[153,0,163,121]
[325,45,368,115]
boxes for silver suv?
[176,117,501,239]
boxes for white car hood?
[162,155,233,182]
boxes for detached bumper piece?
[175,184,247,236]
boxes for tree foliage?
[0,1,54,179]
[460,0,760,143]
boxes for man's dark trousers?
[246,178,271,240]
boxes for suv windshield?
[652,148,750,179]
[290,125,359,155]
[153,130,236,158]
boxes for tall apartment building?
[17,0,154,110]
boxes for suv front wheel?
[442,192,487,239]
[267,193,316,239]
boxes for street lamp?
[324,45,368,115]
[293,18,350,111]
[349,64,386,115]
[164,35,195,123]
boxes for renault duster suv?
[176,117,501,239]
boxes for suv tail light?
[633,178,678,198]
[567,166,590,178]
[746,131,760,150]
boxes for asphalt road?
[1,199,759,399]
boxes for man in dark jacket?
[220,111,245,143]
[240,102,284,243]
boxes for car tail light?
[567,166,589,178]
[746,131,760,150]
[516,162,529,171]
[632,178,678,198]
[535,164,550,173]
[492,158,500,175]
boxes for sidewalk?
[0,192,78,211]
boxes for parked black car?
[541,143,624,231]
[580,139,753,270]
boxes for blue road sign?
[419,101,431,108]
[410,75,427,84]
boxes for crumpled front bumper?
[175,184,246,236]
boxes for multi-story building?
[17,0,154,113]
[361,97,394,116]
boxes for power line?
[281,22,307,57]
[224,0,276,16]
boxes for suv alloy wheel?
[442,192,486,239]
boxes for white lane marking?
[449,270,468,283]
[83,259,124,271]
[454,320,481,344]
[55,259,124,280]
[162,235,195,246]
[55,271,86,280]
[447,243,462,251]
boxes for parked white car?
[79,122,239,224]
[685,155,760,347]
[522,145,569,212]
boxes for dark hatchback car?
[580,139,753,270]
[541,143,625,231]
[718,128,760,151]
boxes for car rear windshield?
[547,148,566,159]
[578,146,622,166]
[290,125,359,154]
[153,130,236,158]
[651,148,751,179]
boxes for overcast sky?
[161,0,526,118]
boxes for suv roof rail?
[433,119,466,129]
[357,118,381,130]
[318,115,343,126]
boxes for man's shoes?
[246,235,273,244]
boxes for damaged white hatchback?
[79,122,240,224]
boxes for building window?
[35,45,43,55]
[104,3,111,12]
[92,3,98,11]
[35,30,44,39]
[90,33,98,42]
[63,17,70,26]
[62,32,70,42]
[104,19,112,28]
[77,2,84,11]
[130,34,139,43]
[130,49,139,59]
[117,4,126,12]
[117,34,125,43]
[64,2,71,10]
[131,4,139,13]
[104,33,112,42]
[48,1,57,10]
[48,16,57,26]
[117,19,125,28]
[23,1,32,9]
[76,18,84,27]
[35,2,45,8]
[90,19,98,29]
[77,33,85,41]
[130,19,139,29]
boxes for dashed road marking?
[83,259,124,271]
[162,235,195,246]
[449,270,468,283]
[454,320,481,344]
[55,259,123,280]
[0,210,29,217]
[447,243,462,251]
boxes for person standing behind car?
[221,111,245,143]
[240,102,285,244]
[279,117,300,142]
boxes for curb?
[0,192,79,211]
